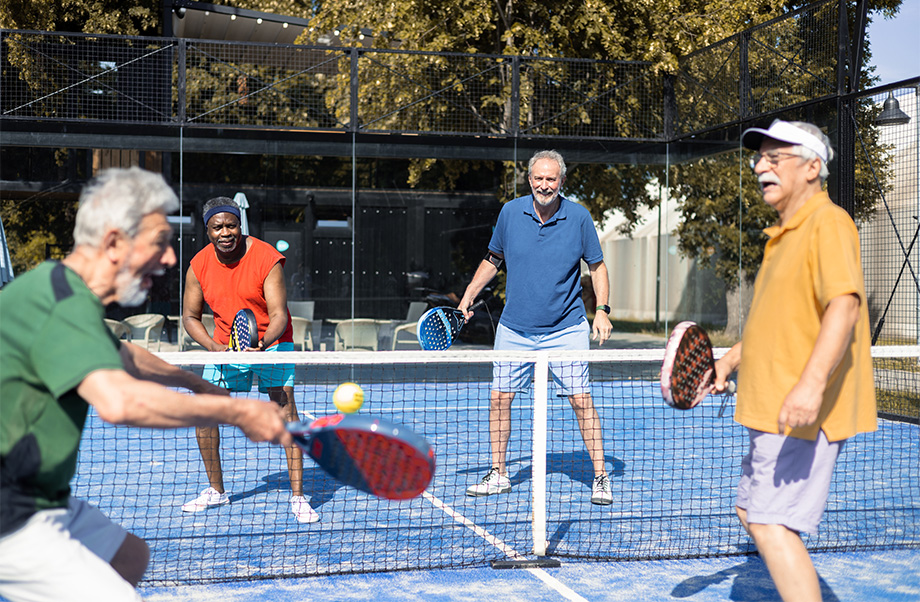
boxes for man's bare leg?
[569,393,607,476]
[194,426,224,492]
[489,390,516,474]
[271,386,303,497]
[738,507,822,602]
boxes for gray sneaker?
[591,474,613,505]
[466,467,511,496]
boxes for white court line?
[422,490,588,602]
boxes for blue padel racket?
[660,321,734,410]
[417,299,485,351]
[287,413,436,500]
[229,308,257,351]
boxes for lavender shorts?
[737,427,844,534]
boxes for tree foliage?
[0,0,903,287]
[0,0,160,35]
[302,0,799,219]
[301,0,900,241]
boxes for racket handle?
[717,380,737,394]
[468,298,486,311]
[458,298,486,324]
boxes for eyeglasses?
[749,151,800,169]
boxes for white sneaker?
[466,467,511,496]
[591,474,613,505]
[181,486,229,512]
[291,495,319,523]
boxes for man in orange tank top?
[181,197,318,524]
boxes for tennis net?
[71,348,920,585]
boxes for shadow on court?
[455,451,626,490]
[228,466,345,510]
[671,555,840,601]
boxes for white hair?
[788,121,835,183]
[528,150,567,179]
[73,167,179,247]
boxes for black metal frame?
[0,0,900,212]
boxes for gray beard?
[115,263,148,307]
[533,191,559,207]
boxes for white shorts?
[0,498,142,601]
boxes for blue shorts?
[492,320,590,396]
[202,342,295,393]
[736,427,844,535]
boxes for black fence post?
[834,0,856,217]
[349,48,359,133]
[176,39,186,125]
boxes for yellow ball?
[333,382,365,414]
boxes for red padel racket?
[417,299,485,351]
[287,413,435,500]
[660,321,734,410]
[229,308,257,351]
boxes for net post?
[532,351,549,557]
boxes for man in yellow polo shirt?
[714,120,876,602]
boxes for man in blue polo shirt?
[458,150,613,505]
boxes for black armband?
[485,251,504,270]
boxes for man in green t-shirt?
[0,168,292,601]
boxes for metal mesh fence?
[0,32,666,139]
[675,0,839,136]
[859,86,920,351]
[0,1,843,140]
[181,40,344,129]
[0,32,174,124]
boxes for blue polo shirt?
[489,194,604,333]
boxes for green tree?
[301,0,799,216]
[0,0,160,35]
[672,0,899,335]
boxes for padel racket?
[229,308,257,351]
[417,299,485,351]
[287,413,435,500]
[660,321,734,410]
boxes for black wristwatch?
[596,305,610,314]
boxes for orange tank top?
[190,236,293,346]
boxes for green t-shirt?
[0,261,123,534]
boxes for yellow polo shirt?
[737,191,876,441]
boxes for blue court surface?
[76,366,920,598]
[9,356,916,602]
[140,548,920,601]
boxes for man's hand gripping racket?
[287,414,435,500]
[417,299,485,351]
[660,321,735,411]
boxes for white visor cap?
[741,120,829,163]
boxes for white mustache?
[758,174,781,188]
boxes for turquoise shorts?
[202,341,295,393]
[492,320,590,396]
